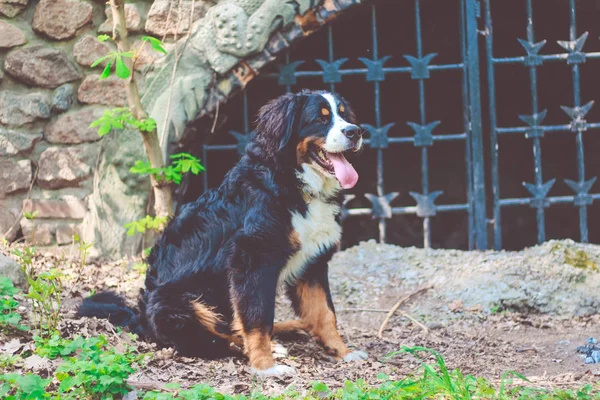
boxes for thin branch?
[159,0,195,161]
[126,379,176,392]
[377,285,433,339]
[337,308,389,313]
[398,310,429,333]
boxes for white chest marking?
[278,166,342,286]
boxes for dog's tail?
[77,291,146,338]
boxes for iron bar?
[568,0,589,242]
[484,0,501,249]
[525,0,547,244]
[460,0,475,250]
[465,0,488,249]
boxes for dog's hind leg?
[273,319,306,335]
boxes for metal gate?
[195,0,600,251]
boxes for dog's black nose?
[342,125,362,140]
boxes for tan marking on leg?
[273,319,306,335]
[296,282,350,359]
[244,330,275,370]
[191,301,243,346]
[228,301,245,347]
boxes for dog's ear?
[256,93,300,154]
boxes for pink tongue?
[328,152,358,189]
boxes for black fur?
[78,90,359,358]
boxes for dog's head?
[253,90,363,190]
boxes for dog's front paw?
[251,364,296,378]
[343,350,368,362]
[271,342,288,359]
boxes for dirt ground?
[2,240,600,396]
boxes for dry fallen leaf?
[1,338,22,355]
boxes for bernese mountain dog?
[78,90,367,376]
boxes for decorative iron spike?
[557,32,588,64]
[358,55,392,82]
[565,177,597,206]
[560,100,594,132]
[409,191,443,218]
[315,58,348,83]
[518,110,547,139]
[364,192,399,219]
[522,178,556,208]
[517,38,546,66]
[361,123,395,149]
[229,130,250,155]
[403,53,437,80]
[276,60,304,86]
[407,121,440,147]
[340,194,356,221]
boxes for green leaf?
[98,122,112,136]
[100,61,112,79]
[97,34,111,42]
[141,36,167,54]
[15,374,48,393]
[90,54,111,68]
[115,56,131,79]
[164,382,181,389]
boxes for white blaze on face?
[321,93,359,153]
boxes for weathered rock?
[4,45,81,88]
[73,35,113,68]
[99,4,143,34]
[77,75,127,106]
[44,106,105,144]
[0,159,31,195]
[23,198,87,219]
[82,129,150,260]
[32,0,93,40]
[133,38,166,71]
[0,253,25,288]
[145,0,212,37]
[20,219,54,246]
[0,20,26,48]
[37,146,97,189]
[52,84,74,112]
[0,0,28,18]
[0,196,22,242]
[0,128,43,156]
[56,223,80,245]
[0,91,51,126]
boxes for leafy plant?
[26,269,64,335]
[130,153,205,185]
[124,215,169,236]
[0,373,50,399]
[34,333,86,360]
[55,334,148,398]
[90,107,156,137]
[73,233,93,269]
[0,277,27,332]
[13,247,63,335]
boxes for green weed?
[13,247,63,335]
[0,276,28,332]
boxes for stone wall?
[0,0,205,258]
[0,0,362,259]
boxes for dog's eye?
[321,108,330,116]
[339,105,345,114]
